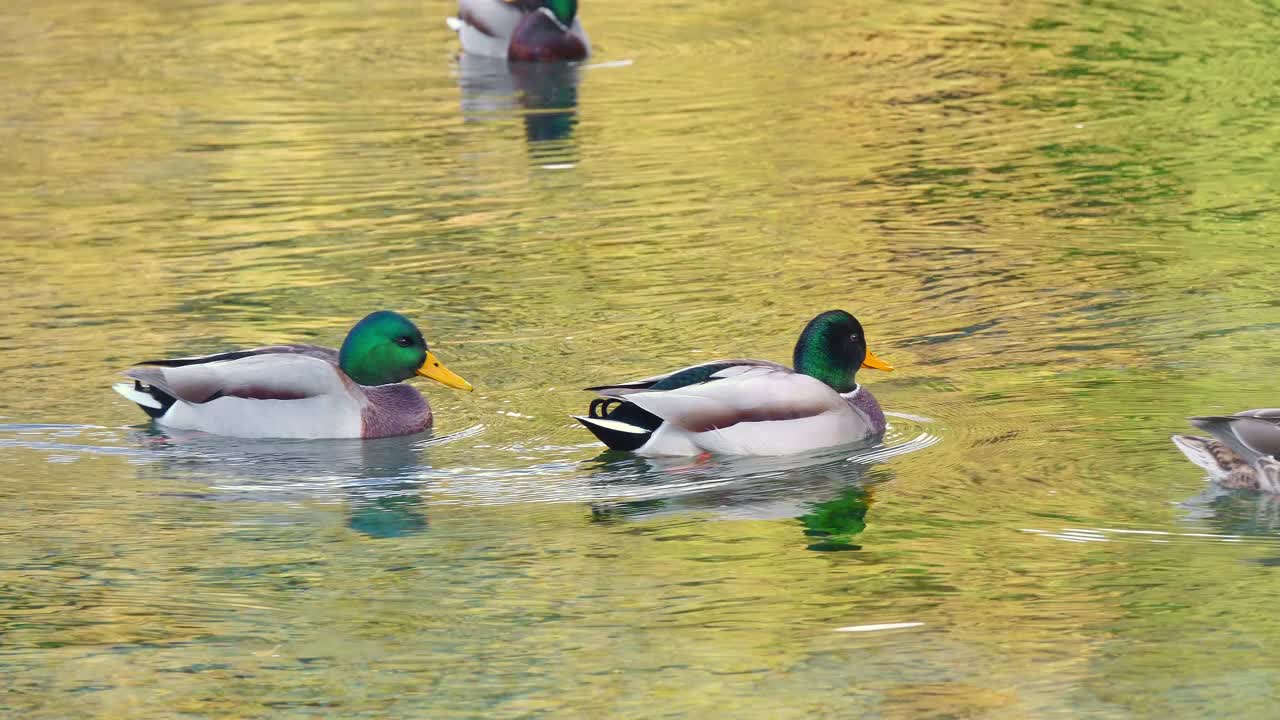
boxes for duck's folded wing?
[587,359,788,398]
[622,366,843,433]
[137,344,338,368]
[1235,408,1280,421]
[1190,409,1280,461]
[123,353,348,404]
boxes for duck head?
[339,310,473,390]
[792,310,893,393]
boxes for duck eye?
[394,336,413,347]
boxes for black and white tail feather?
[112,379,175,418]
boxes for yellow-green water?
[4,0,1280,717]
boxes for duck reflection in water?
[586,448,884,551]
[456,53,581,163]
[1180,483,1280,538]
[134,429,432,539]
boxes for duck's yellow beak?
[861,349,894,372]
[416,351,474,391]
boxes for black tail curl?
[577,398,664,452]
[134,380,177,419]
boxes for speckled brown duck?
[1173,409,1280,492]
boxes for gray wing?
[623,366,843,433]
[1189,409,1280,464]
[137,344,338,368]
[123,346,344,404]
[587,359,789,399]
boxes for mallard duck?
[112,311,473,439]
[574,310,894,457]
[447,0,589,62]
[1172,409,1280,493]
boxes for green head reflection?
[800,486,873,551]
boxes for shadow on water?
[455,54,581,165]
[584,442,888,552]
[132,429,447,539]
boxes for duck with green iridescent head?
[447,0,589,62]
[112,311,473,439]
[575,310,895,456]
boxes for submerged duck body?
[112,311,473,440]
[447,0,589,62]
[575,310,894,457]
[1172,409,1280,493]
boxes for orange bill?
[861,349,894,372]
[416,351,474,391]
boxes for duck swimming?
[112,311,473,440]
[447,0,590,62]
[575,310,894,457]
[1172,409,1280,493]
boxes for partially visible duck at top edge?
[447,0,590,62]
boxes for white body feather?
[638,406,872,457]
[159,394,364,439]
